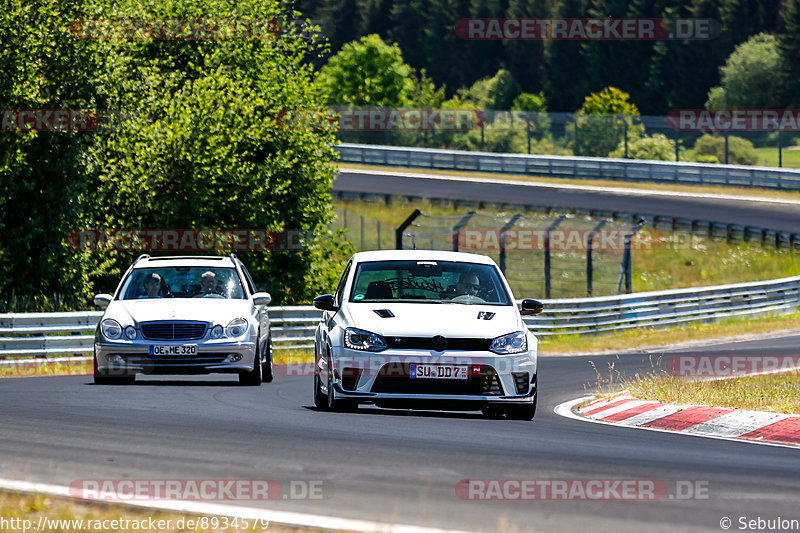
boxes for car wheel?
[325,355,356,412]
[261,336,273,383]
[239,345,262,386]
[506,396,537,421]
[314,374,327,408]
[93,354,134,385]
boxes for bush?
[693,134,758,165]
[694,154,721,164]
[575,87,643,157]
[609,134,676,161]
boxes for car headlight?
[124,326,137,340]
[210,325,224,339]
[101,319,123,340]
[225,318,248,338]
[344,328,387,352]
[490,331,528,355]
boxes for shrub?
[693,134,757,165]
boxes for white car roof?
[350,249,498,266]
[132,256,237,269]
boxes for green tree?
[575,86,643,156]
[780,0,800,106]
[458,68,522,110]
[317,34,413,106]
[705,33,785,109]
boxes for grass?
[621,370,800,415]
[0,358,91,378]
[754,146,800,169]
[338,162,800,201]
[0,490,328,533]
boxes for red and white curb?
[555,394,800,449]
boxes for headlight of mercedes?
[101,319,123,340]
[210,325,224,339]
[344,328,387,352]
[225,318,248,338]
[124,326,137,340]
[489,331,528,354]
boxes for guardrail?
[336,143,800,191]
[3,276,799,359]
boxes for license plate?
[150,345,197,356]
[410,364,468,380]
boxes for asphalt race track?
[334,169,800,233]
[2,335,800,532]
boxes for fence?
[330,109,800,168]
[3,276,799,359]
[336,143,800,191]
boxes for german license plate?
[150,345,197,356]
[410,364,468,380]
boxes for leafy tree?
[693,134,757,165]
[610,133,676,160]
[575,86,643,156]
[780,0,800,106]
[705,33,785,109]
[457,68,522,110]
[317,34,413,106]
[512,92,547,112]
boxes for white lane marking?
[0,478,475,533]
[683,410,793,438]
[586,400,661,420]
[619,404,686,426]
[577,394,635,414]
[554,397,800,450]
[341,168,800,206]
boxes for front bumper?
[94,340,257,375]
[326,348,537,405]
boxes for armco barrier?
[3,276,800,359]
[336,143,800,191]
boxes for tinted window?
[119,267,245,300]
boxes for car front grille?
[512,372,530,394]
[384,337,491,351]
[371,364,503,395]
[115,353,231,366]
[140,321,207,341]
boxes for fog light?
[228,354,243,363]
[108,354,124,364]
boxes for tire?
[239,346,262,386]
[314,374,327,408]
[261,336,273,383]
[324,354,356,412]
[507,396,537,421]
[93,354,134,385]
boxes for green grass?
[754,147,800,168]
[623,370,800,415]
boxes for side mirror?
[253,292,272,306]
[94,294,113,308]
[313,294,338,312]
[520,299,544,316]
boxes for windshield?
[118,267,245,300]
[349,260,511,305]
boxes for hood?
[105,299,252,326]
[343,302,522,339]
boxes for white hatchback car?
[312,250,543,420]
[93,254,272,385]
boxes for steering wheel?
[450,294,486,303]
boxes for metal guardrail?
[3,276,799,359]
[336,143,800,191]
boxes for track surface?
[2,336,800,532]
[334,170,800,233]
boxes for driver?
[195,271,218,297]
[141,273,162,299]
[454,272,480,297]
